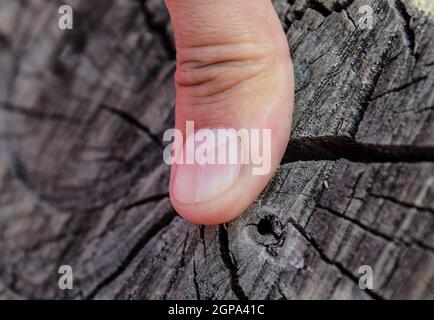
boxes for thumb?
[165,0,294,224]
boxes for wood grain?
[0,0,432,299]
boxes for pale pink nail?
[172,128,241,204]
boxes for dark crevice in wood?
[413,239,434,252]
[310,0,356,17]
[370,76,428,100]
[136,0,176,60]
[286,1,329,29]
[4,272,19,299]
[122,193,169,211]
[275,283,289,300]
[306,0,332,17]
[288,217,384,300]
[317,205,398,244]
[6,156,34,198]
[399,104,434,113]
[344,171,363,212]
[316,0,356,15]
[193,259,201,300]
[381,249,404,291]
[218,225,249,300]
[257,218,280,238]
[162,230,190,300]
[252,216,285,240]
[393,0,419,60]
[248,215,286,257]
[356,39,396,130]
[343,9,356,28]
[200,225,207,258]
[369,193,434,217]
[318,204,434,253]
[283,137,434,164]
[85,210,176,299]
[100,104,163,147]
[0,32,9,47]
[286,0,355,27]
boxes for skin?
[165,0,294,224]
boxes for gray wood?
[0,0,433,299]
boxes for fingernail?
[172,128,241,204]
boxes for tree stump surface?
[0,0,433,299]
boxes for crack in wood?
[343,9,356,28]
[136,0,176,60]
[381,248,404,291]
[317,204,434,253]
[200,225,207,258]
[193,259,201,300]
[370,76,428,100]
[287,217,384,300]
[161,230,190,300]
[100,104,163,147]
[218,225,249,300]
[316,205,399,245]
[247,215,286,257]
[398,104,434,113]
[286,0,355,27]
[275,283,289,300]
[369,193,434,217]
[85,209,176,299]
[122,193,169,211]
[283,137,434,164]
[394,0,419,60]
[356,42,396,128]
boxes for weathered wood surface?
[0,0,433,299]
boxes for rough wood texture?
[0,0,433,299]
